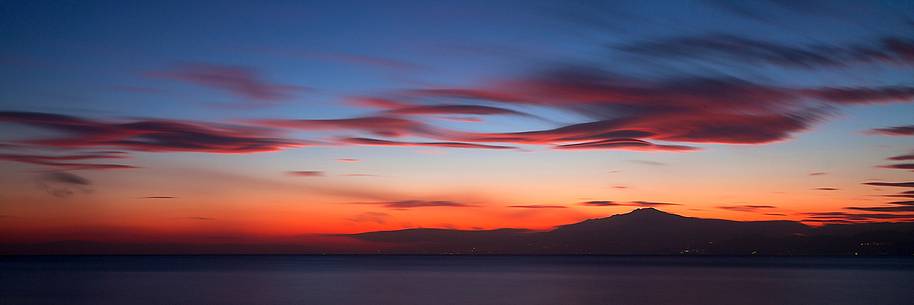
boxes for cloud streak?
[616,34,914,69]
[409,70,866,150]
[256,116,440,138]
[357,200,475,209]
[878,163,914,171]
[581,200,680,207]
[869,125,914,136]
[888,153,914,161]
[155,63,305,102]
[864,181,914,188]
[288,171,325,177]
[508,205,567,209]
[386,104,531,117]
[338,137,516,150]
[717,205,777,212]
[0,111,302,154]
[804,211,914,222]
[0,152,136,170]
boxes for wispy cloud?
[356,200,475,209]
[256,115,439,138]
[0,111,302,154]
[581,200,679,207]
[869,125,914,136]
[0,151,135,170]
[630,160,666,166]
[339,137,516,150]
[717,205,777,212]
[288,171,325,177]
[864,181,914,188]
[342,173,378,177]
[154,63,306,103]
[845,199,914,212]
[507,204,567,209]
[888,153,914,161]
[616,34,914,69]
[878,163,914,171]
[36,172,91,198]
[556,138,696,151]
[803,211,914,222]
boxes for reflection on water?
[2,256,913,305]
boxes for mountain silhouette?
[349,208,914,255]
[4,208,913,255]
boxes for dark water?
[2,256,913,305]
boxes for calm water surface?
[2,256,913,305]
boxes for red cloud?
[0,111,302,154]
[407,72,844,148]
[231,57,913,154]
[397,66,913,151]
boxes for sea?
[1,256,913,305]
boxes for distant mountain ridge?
[349,208,914,255]
[4,208,913,255]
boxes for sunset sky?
[1,1,913,248]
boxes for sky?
[1,0,913,250]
